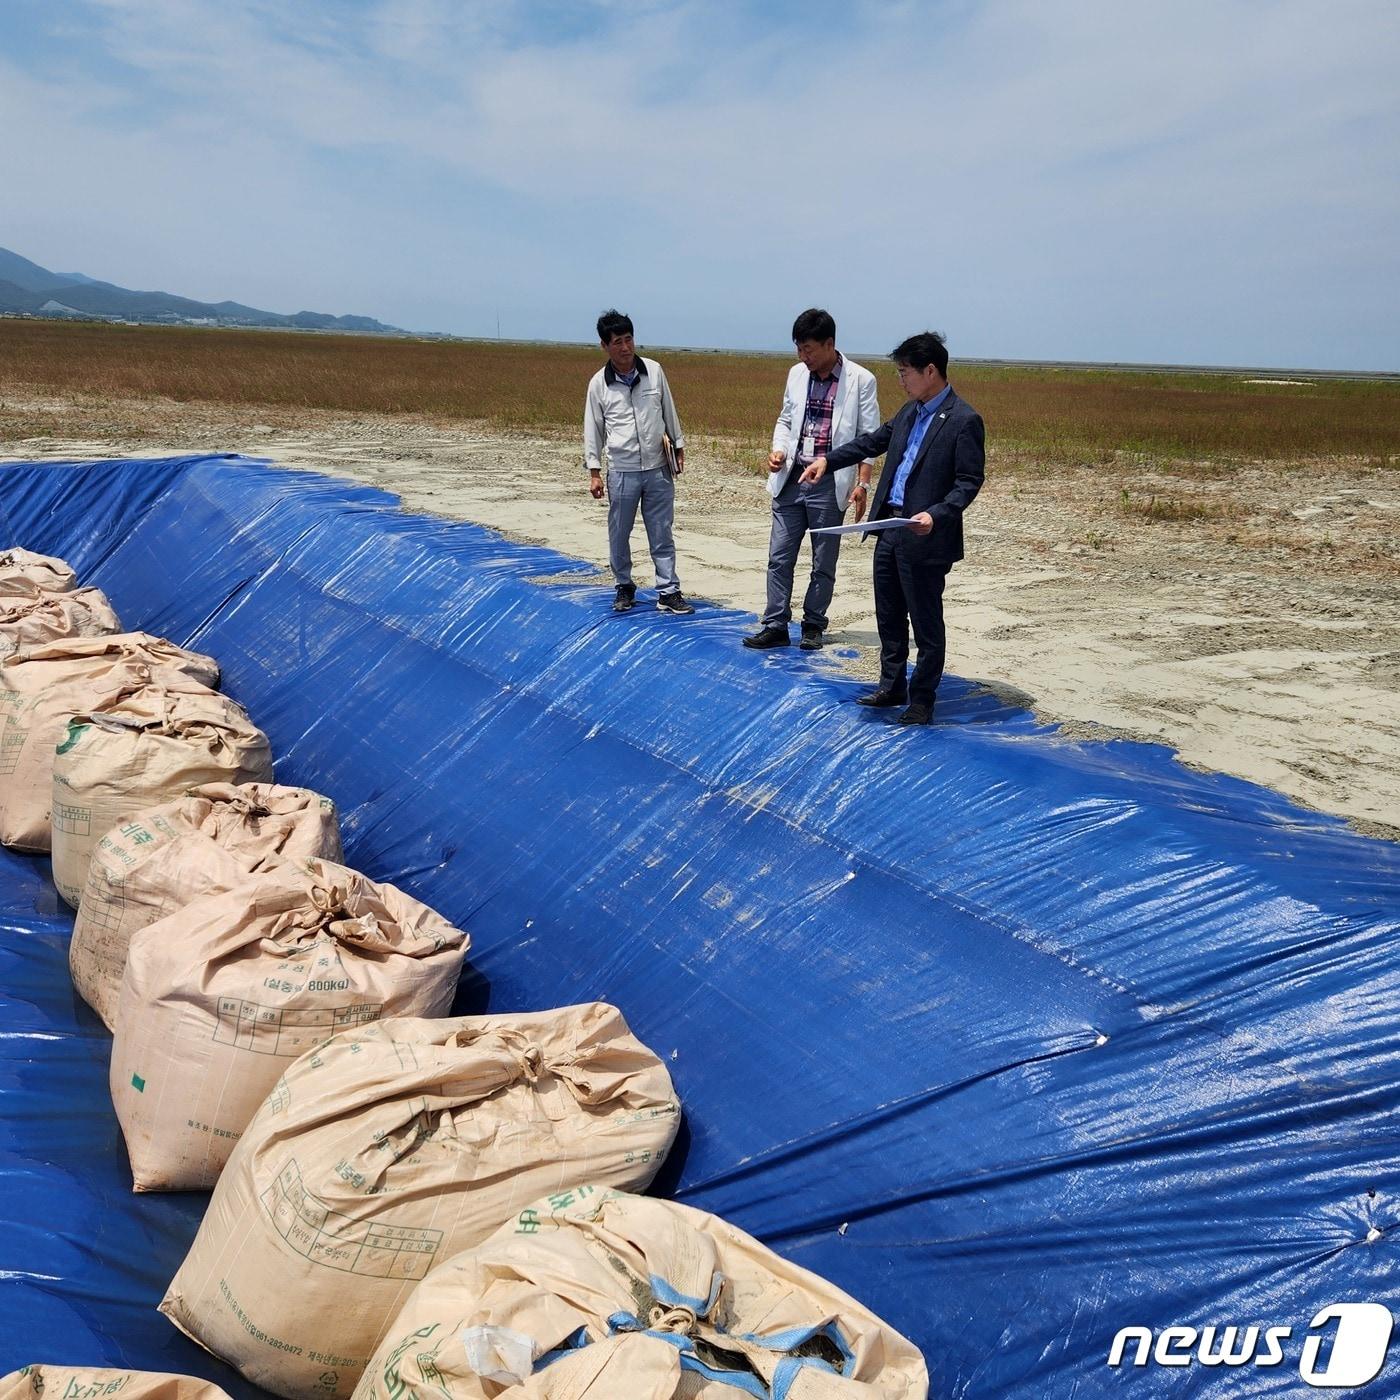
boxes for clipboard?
[810,517,914,537]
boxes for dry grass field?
[2,319,1397,469]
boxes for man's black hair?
[891,331,949,377]
[597,309,634,344]
[791,307,836,344]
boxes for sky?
[2,0,1397,370]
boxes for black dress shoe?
[898,703,933,725]
[855,689,907,707]
[798,625,823,651]
[742,625,790,649]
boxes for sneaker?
[613,584,637,613]
[799,625,823,651]
[657,591,695,615]
[743,626,790,649]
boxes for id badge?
[802,432,815,459]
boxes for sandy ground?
[3,392,1397,840]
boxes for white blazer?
[769,356,881,510]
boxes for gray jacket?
[583,357,686,473]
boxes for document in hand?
[810,517,916,537]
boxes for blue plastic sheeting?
[2,453,1399,1395]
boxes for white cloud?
[2,0,1396,363]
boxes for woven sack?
[357,1190,928,1400]
[0,547,77,598]
[0,634,219,850]
[70,781,343,1028]
[0,586,121,660]
[110,858,469,1190]
[162,1003,680,1397]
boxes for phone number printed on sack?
[213,996,383,1058]
[261,1158,443,1279]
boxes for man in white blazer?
[744,308,881,651]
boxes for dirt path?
[3,392,1397,839]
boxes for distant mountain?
[0,245,401,333]
[0,247,88,292]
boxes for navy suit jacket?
[825,388,985,563]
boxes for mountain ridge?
[0,245,400,333]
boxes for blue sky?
[3,0,1397,369]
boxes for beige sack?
[161,1003,680,1397]
[0,587,122,660]
[50,686,275,906]
[0,547,77,598]
[71,782,344,1028]
[111,858,469,1191]
[0,634,220,851]
[0,1368,231,1400]
[358,1191,928,1400]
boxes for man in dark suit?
[800,331,985,725]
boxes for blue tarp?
[2,453,1398,1395]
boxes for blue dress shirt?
[889,383,953,508]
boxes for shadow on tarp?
[2,454,1399,1397]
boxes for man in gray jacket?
[583,309,693,614]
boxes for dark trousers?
[873,533,952,704]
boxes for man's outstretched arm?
[801,416,897,482]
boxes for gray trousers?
[608,467,679,595]
[763,474,844,630]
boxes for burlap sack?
[50,686,275,906]
[110,858,469,1191]
[0,587,122,660]
[160,1003,680,1397]
[70,782,344,1028]
[0,547,77,598]
[0,1369,230,1400]
[0,634,220,851]
[358,1192,928,1400]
